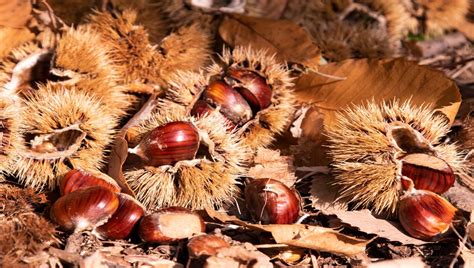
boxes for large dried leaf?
[218,14,320,69]
[248,148,297,187]
[289,58,461,165]
[0,0,32,28]
[330,209,426,245]
[248,224,370,257]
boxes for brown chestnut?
[227,68,272,111]
[138,207,205,243]
[401,153,455,194]
[60,169,121,195]
[129,121,200,167]
[95,193,145,240]
[245,178,300,224]
[187,234,230,258]
[50,186,119,232]
[202,80,253,126]
[398,187,456,241]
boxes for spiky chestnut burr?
[8,85,118,191]
[125,109,248,210]
[86,10,211,92]
[326,100,465,214]
[0,96,20,176]
[0,28,129,116]
[398,179,457,241]
[138,207,205,243]
[165,47,295,150]
[419,0,470,36]
[245,178,300,224]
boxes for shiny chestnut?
[401,153,455,194]
[95,193,145,240]
[245,178,300,224]
[138,207,205,243]
[227,68,272,111]
[60,169,121,195]
[398,188,456,241]
[202,80,253,126]
[187,234,230,258]
[50,186,119,231]
[129,121,200,166]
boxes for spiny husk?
[86,9,163,87]
[125,108,249,210]
[207,47,295,149]
[0,96,20,176]
[87,9,211,92]
[46,0,96,25]
[0,28,130,115]
[369,0,418,42]
[156,23,212,83]
[420,0,470,36]
[53,27,130,114]
[108,0,169,43]
[326,100,465,214]
[0,27,34,59]
[0,183,58,267]
[9,85,118,191]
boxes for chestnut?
[60,169,121,195]
[202,80,253,126]
[401,153,455,194]
[227,68,272,111]
[138,207,205,243]
[398,188,456,241]
[129,121,200,167]
[187,234,230,258]
[50,186,119,232]
[245,178,300,224]
[95,193,145,240]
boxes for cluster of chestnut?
[50,169,205,242]
[190,68,272,129]
[397,153,457,241]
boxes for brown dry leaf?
[205,208,247,226]
[289,58,461,166]
[206,244,273,268]
[461,249,474,268]
[368,257,425,267]
[443,182,474,212]
[309,173,348,213]
[107,136,135,197]
[218,14,321,69]
[248,224,370,257]
[248,148,297,187]
[330,209,426,245]
[0,0,32,28]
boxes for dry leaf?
[443,182,474,212]
[248,148,297,187]
[206,244,273,268]
[368,257,425,268]
[218,14,320,69]
[248,224,370,257]
[107,137,135,197]
[289,58,461,166]
[309,174,348,213]
[330,209,426,245]
[205,208,247,226]
[0,0,32,28]
[461,248,474,268]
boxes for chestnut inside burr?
[23,123,87,158]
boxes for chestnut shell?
[245,178,300,224]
